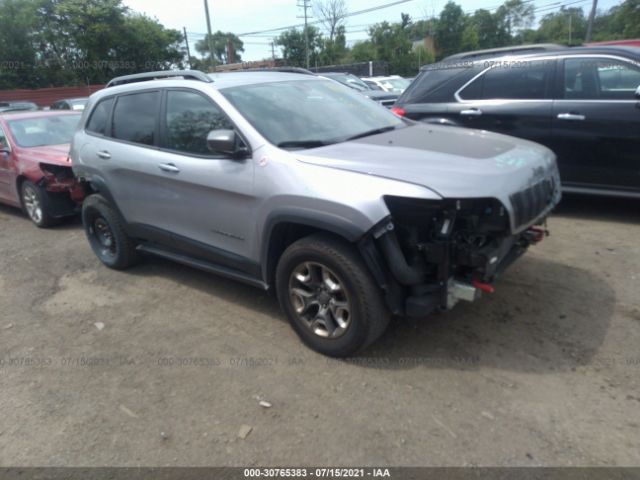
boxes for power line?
[236,0,417,36]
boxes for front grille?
[510,177,555,229]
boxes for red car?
[0,111,84,227]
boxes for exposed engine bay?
[364,195,549,317]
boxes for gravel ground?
[0,194,639,467]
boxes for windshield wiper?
[343,125,400,141]
[277,140,329,149]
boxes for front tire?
[20,181,58,228]
[276,233,390,357]
[82,194,138,270]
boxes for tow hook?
[472,279,495,294]
[526,226,547,244]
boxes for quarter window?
[564,57,640,100]
[460,60,551,100]
[164,90,233,155]
[86,97,114,136]
[112,91,159,146]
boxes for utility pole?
[296,0,311,69]
[271,41,276,60]
[204,0,216,70]
[568,13,572,45]
[585,0,598,42]
[183,27,192,69]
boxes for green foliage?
[435,2,467,59]
[275,26,323,68]
[0,0,185,88]
[536,7,587,45]
[195,31,245,66]
[1,0,639,89]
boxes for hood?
[17,144,72,166]
[296,124,560,230]
[362,90,398,101]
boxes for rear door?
[550,55,640,191]
[451,58,556,147]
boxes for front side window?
[112,91,159,146]
[460,60,551,100]
[564,57,640,100]
[164,90,233,155]
[86,97,114,136]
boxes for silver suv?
[71,69,561,357]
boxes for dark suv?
[392,46,640,198]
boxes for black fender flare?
[81,174,129,228]
[260,208,367,284]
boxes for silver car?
[70,70,561,357]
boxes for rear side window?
[112,91,159,146]
[401,65,475,103]
[460,60,551,100]
[86,97,114,135]
[564,57,640,100]
[164,90,233,155]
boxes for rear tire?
[20,180,58,228]
[82,194,138,270]
[276,233,390,357]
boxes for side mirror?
[206,129,248,158]
[0,142,10,154]
[635,85,640,99]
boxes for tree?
[467,9,509,49]
[496,0,535,38]
[536,7,586,45]
[275,26,323,68]
[0,0,41,88]
[435,1,467,59]
[367,16,418,76]
[349,40,376,62]
[315,0,347,41]
[319,25,347,65]
[610,0,640,37]
[195,31,244,65]
[0,0,187,88]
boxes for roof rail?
[218,66,315,75]
[106,70,212,88]
[441,44,567,62]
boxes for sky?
[123,0,623,62]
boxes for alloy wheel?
[22,185,43,224]
[288,261,352,339]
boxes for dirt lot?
[0,195,639,467]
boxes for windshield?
[8,114,81,147]
[221,79,405,148]
[383,78,411,92]
[325,74,371,92]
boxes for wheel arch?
[260,210,368,288]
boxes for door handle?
[97,150,111,159]
[557,113,585,121]
[460,108,483,116]
[158,163,180,173]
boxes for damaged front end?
[360,195,551,318]
[37,162,84,216]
